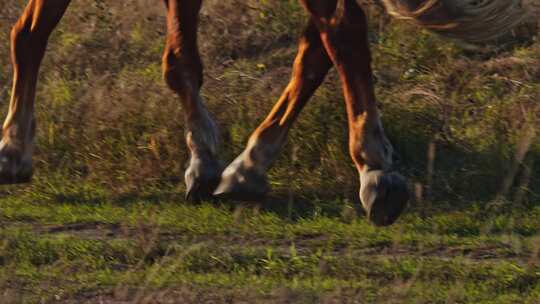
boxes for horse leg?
[0,0,71,184]
[214,20,332,200]
[302,0,409,226]
[162,0,222,201]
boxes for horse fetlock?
[185,103,221,154]
[183,102,223,202]
[352,133,393,172]
[350,115,394,171]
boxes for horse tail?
[379,0,536,42]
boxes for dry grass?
[0,0,539,303]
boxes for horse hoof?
[360,170,409,226]
[213,165,269,201]
[185,155,223,202]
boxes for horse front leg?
[0,0,72,184]
[162,0,223,201]
[303,0,409,226]
[214,20,333,200]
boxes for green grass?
[0,0,539,302]
[1,182,540,302]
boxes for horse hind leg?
[303,0,409,226]
[213,20,333,200]
[0,0,71,184]
[162,0,223,202]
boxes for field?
[0,0,539,303]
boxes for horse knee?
[11,22,36,56]
[162,47,203,94]
[11,24,47,67]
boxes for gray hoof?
[213,166,269,201]
[185,154,223,202]
[360,170,409,226]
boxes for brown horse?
[0,0,529,226]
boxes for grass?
[0,190,540,303]
[0,0,539,303]
[1,182,539,302]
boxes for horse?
[0,0,529,226]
